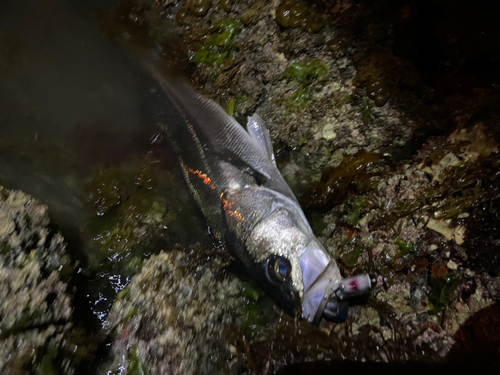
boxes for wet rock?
[104,247,248,375]
[0,187,89,375]
[101,0,500,368]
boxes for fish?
[142,65,375,324]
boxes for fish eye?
[265,255,292,284]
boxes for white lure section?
[247,113,276,166]
[300,247,340,322]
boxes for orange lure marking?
[187,168,216,190]
[220,193,244,221]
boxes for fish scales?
[141,64,374,323]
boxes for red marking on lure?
[187,168,215,190]
[220,193,244,221]
[347,279,359,292]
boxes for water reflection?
[0,0,209,327]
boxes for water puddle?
[0,0,210,328]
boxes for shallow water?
[0,0,210,327]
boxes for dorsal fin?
[247,113,276,166]
[141,62,299,204]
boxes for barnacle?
[369,125,499,232]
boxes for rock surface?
[0,187,88,375]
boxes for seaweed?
[428,273,461,313]
[370,153,500,231]
[338,236,374,268]
[127,347,146,375]
[282,60,329,84]
[187,0,212,17]
[287,85,312,110]
[360,96,374,122]
[37,347,58,375]
[353,52,401,107]
[395,238,416,257]
[193,19,241,66]
[280,59,329,111]
[304,150,385,209]
[276,0,325,32]
[224,98,236,115]
[343,197,367,226]
[340,245,363,268]
[241,284,266,329]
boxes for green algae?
[116,285,131,301]
[225,98,236,115]
[193,19,241,66]
[7,308,44,335]
[127,347,146,375]
[360,96,374,122]
[127,256,144,273]
[223,95,249,115]
[395,238,416,257]
[428,274,461,313]
[241,285,262,302]
[338,237,371,268]
[341,246,363,268]
[85,156,178,270]
[244,299,265,329]
[287,85,312,110]
[308,211,328,236]
[281,59,328,111]
[241,284,266,329]
[282,59,329,83]
[37,347,58,375]
[343,198,367,226]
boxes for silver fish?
[144,67,375,324]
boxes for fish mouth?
[299,247,376,324]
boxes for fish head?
[223,186,375,323]
[254,252,302,314]
[251,238,356,324]
[241,204,350,322]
